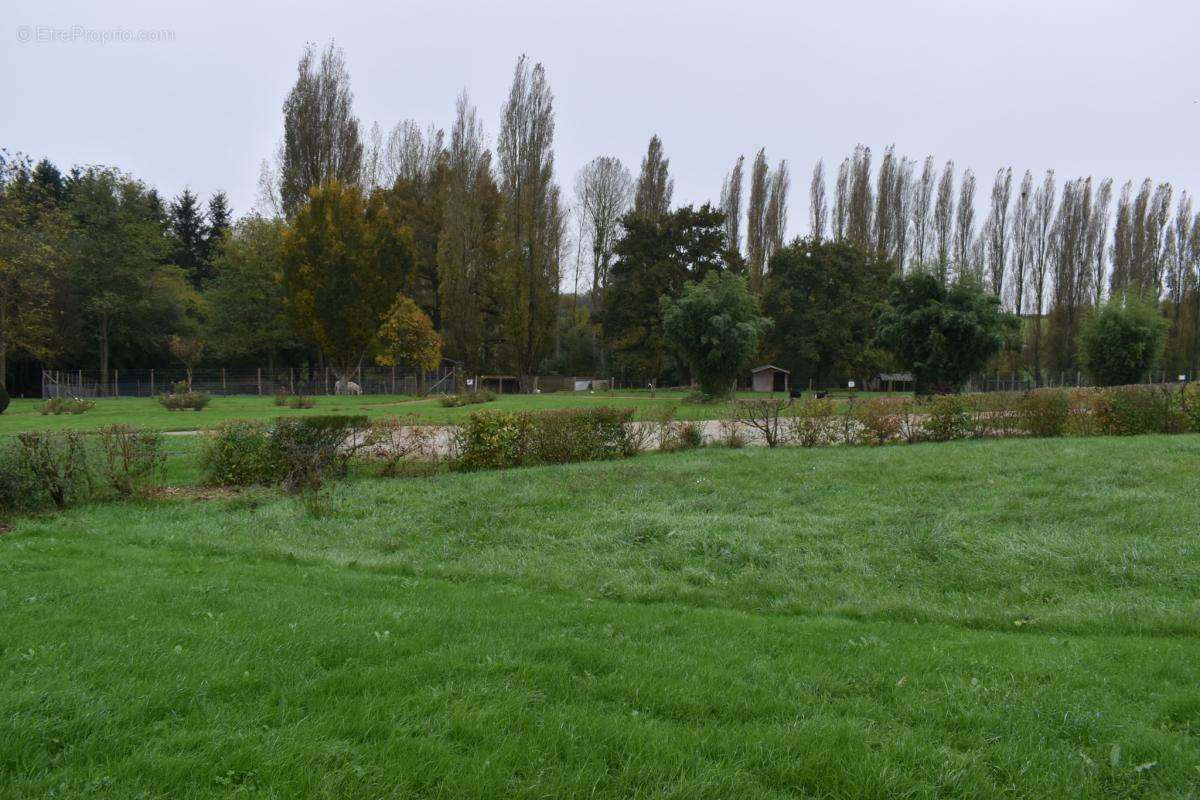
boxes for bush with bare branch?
[734,397,792,448]
[366,415,439,476]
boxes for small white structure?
[750,365,790,393]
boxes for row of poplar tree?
[2,41,1197,394]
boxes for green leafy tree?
[65,167,172,391]
[876,273,1016,394]
[205,215,303,370]
[280,181,414,383]
[660,271,769,397]
[603,204,731,382]
[1077,295,1169,386]
[0,155,62,388]
[762,237,892,386]
[168,335,205,390]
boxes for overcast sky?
[3,0,1198,240]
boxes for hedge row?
[0,425,165,516]
[454,407,637,470]
[735,383,1200,448]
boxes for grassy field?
[3,435,1199,797]
[0,389,902,435]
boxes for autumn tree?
[280,180,414,383]
[376,293,443,375]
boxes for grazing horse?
[335,379,362,396]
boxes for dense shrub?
[1090,385,1179,436]
[200,421,284,486]
[440,391,496,408]
[856,397,905,445]
[455,411,530,470]
[922,395,971,441]
[159,390,211,411]
[965,391,1022,439]
[17,430,93,509]
[0,443,48,516]
[1064,389,1098,437]
[527,407,635,463]
[787,398,835,447]
[271,415,369,492]
[288,394,315,409]
[1019,389,1070,438]
[1077,296,1168,386]
[41,396,95,415]
[1181,385,1200,433]
[455,407,638,470]
[98,424,165,496]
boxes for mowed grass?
[0,389,903,435]
[3,435,1199,797]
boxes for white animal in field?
[335,379,362,396]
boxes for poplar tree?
[809,160,828,241]
[278,42,364,217]
[633,135,672,221]
[719,155,745,255]
[495,56,562,390]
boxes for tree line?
[1,41,1196,395]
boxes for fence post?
[150,369,155,396]
[289,368,294,394]
[114,370,119,398]
[222,368,226,393]
[257,368,262,395]
[391,365,396,395]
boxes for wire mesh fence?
[40,363,461,399]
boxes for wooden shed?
[750,365,790,393]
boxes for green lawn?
[2,435,1199,797]
[1,389,906,436]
